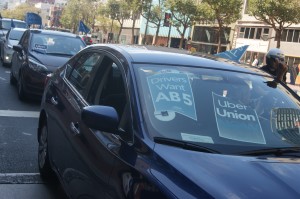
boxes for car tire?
[17,74,26,100]
[38,121,56,180]
[10,71,16,85]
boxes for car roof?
[1,18,26,23]
[29,29,79,38]
[87,44,266,76]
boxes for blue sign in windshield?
[147,70,197,121]
[213,93,265,144]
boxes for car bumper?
[22,67,48,97]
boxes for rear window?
[1,19,27,29]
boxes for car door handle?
[70,122,80,135]
[50,96,58,105]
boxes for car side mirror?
[13,45,23,55]
[81,105,120,134]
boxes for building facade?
[189,0,300,66]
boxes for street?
[0,62,67,198]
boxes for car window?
[19,30,29,48]
[1,19,26,29]
[135,64,300,154]
[67,52,102,96]
[9,29,25,40]
[87,56,132,141]
[30,33,85,55]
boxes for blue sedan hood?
[153,144,300,199]
[30,52,71,72]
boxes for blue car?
[38,44,300,199]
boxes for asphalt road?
[0,61,68,198]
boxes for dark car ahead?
[38,44,300,199]
[10,29,86,100]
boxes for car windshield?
[1,20,27,29]
[30,33,86,55]
[9,29,25,40]
[135,64,300,154]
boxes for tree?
[248,0,300,48]
[127,0,143,44]
[200,0,243,53]
[141,0,167,45]
[166,0,200,49]
[1,3,40,20]
[60,0,98,33]
[114,0,131,43]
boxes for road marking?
[0,110,39,118]
[0,173,43,184]
[0,77,5,81]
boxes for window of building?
[293,30,300,42]
[193,26,230,45]
[239,27,245,38]
[287,29,294,42]
[238,27,269,40]
[278,29,300,43]
[256,28,262,39]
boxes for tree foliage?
[60,0,100,33]
[248,0,300,48]
[1,3,40,20]
[104,0,130,42]
[141,0,167,45]
[200,0,243,53]
[166,0,200,48]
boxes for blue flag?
[25,12,42,27]
[214,45,249,63]
[11,19,15,28]
[78,20,90,34]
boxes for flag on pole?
[214,45,249,63]
[78,20,90,34]
[11,19,15,28]
[0,13,2,29]
[25,12,42,28]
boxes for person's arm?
[275,58,288,83]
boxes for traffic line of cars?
[1,22,300,198]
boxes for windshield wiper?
[154,137,220,154]
[31,49,46,54]
[46,52,73,56]
[238,147,300,157]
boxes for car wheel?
[10,71,16,85]
[38,121,55,180]
[17,74,26,100]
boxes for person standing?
[260,48,288,87]
[295,64,300,86]
[252,54,259,67]
[289,63,297,85]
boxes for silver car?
[1,27,27,66]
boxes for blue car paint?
[38,44,300,199]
